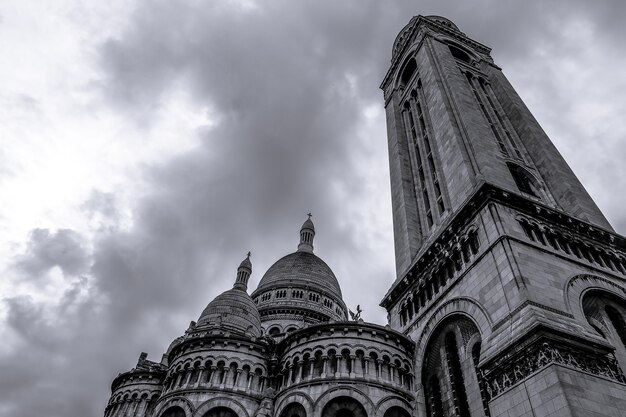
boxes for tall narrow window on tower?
[462,68,525,161]
[465,72,508,157]
[402,81,446,230]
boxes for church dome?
[255,251,342,299]
[251,216,348,332]
[196,254,262,337]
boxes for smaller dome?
[196,288,262,337]
[196,254,261,337]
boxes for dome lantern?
[297,213,315,253]
[233,252,252,290]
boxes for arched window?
[321,397,367,417]
[399,58,417,88]
[445,332,470,417]
[583,290,626,372]
[423,316,482,417]
[269,326,281,336]
[425,376,444,417]
[448,44,471,64]
[161,406,186,417]
[507,163,540,198]
[280,403,307,417]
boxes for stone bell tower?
[380,15,626,417]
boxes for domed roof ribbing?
[196,254,262,337]
[254,216,343,300]
[256,251,343,298]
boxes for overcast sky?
[1,1,626,416]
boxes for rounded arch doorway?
[321,396,367,417]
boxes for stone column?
[299,360,306,382]
[245,369,252,390]
[308,358,315,379]
[364,357,370,379]
[225,368,234,387]
[321,355,328,378]
[286,365,293,387]
[376,359,384,379]
[196,366,205,387]
[209,366,219,386]
[115,402,123,417]
[335,356,342,378]
[234,369,243,389]
[172,372,181,389]
[294,361,302,384]
[350,355,356,378]
[119,400,130,417]
[390,364,396,385]
[129,398,140,417]
[134,398,147,417]
[240,369,249,390]
[183,369,193,387]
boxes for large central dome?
[255,251,343,298]
[250,216,348,334]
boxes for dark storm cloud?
[3,1,626,417]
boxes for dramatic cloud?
[15,228,90,279]
[1,1,626,416]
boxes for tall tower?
[380,15,626,417]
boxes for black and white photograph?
[1,1,626,417]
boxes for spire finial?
[298,213,315,253]
[234,251,252,290]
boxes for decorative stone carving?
[482,339,626,398]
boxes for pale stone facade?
[104,220,415,417]
[103,14,626,417]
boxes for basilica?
[103,15,626,417]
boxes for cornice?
[380,182,626,309]
[111,369,166,392]
[277,321,415,355]
[168,332,269,363]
